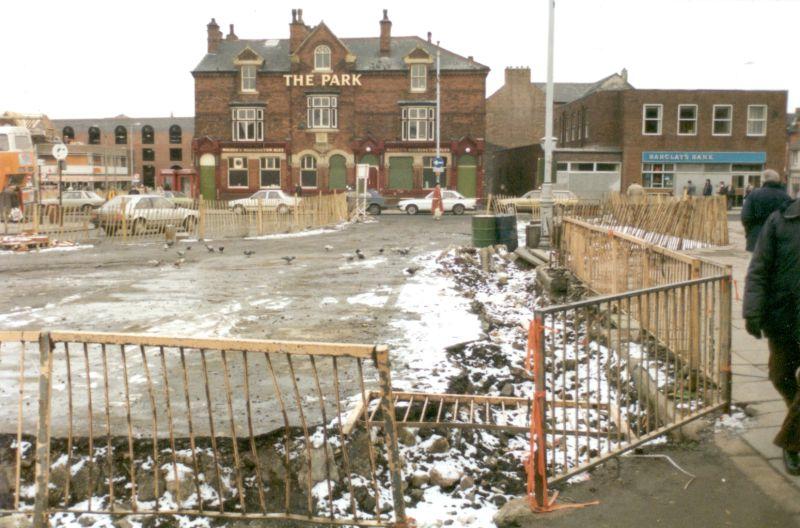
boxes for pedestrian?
[745,182,754,198]
[294,184,302,197]
[743,192,800,475]
[702,179,713,196]
[431,183,444,220]
[686,180,696,196]
[741,169,790,251]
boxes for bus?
[0,126,36,212]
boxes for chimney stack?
[427,31,432,43]
[621,68,628,82]
[207,18,222,53]
[290,8,310,53]
[504,66,531,87]
[380,9,392,56]
[226,24,238,41]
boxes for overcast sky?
[4,0,798,119]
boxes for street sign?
[432,156,445,169]
[52,143,68,161]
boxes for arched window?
[169,125,182,144]
[142,125,155,144]
[115,125,127,145]
[62,126,74,143]
[314,45,331,71]
[300,155,317,188]
[88,126,101,145]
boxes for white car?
[93,194,198,235]
[229,190,300,214]
[398,190,477,215]
[42,190,106,211]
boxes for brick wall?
[486,68,546,149]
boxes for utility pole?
[435,41,442,186]
[539,0,556,247]
[129,121,141,190]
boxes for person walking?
[741,169,790,252]
[686,180,696,196]
[702,179,713,196]
[743,195,800,475]
[431,184,444,220]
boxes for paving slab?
[733,379,782,403]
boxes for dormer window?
[314,45,331,71]
[241,65,256,92]
[410,64,427,92]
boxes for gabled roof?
[193,36,488,73]
[531,72,633,105]
[294,21,353,56]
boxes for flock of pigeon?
[146,239,415,271]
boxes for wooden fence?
[1,192,348,245]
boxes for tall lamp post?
[129,121,141,190]
[539,0,556,247]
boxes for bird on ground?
[324,245,334,252]
[378,247,384,254]
[205,244,215,253]
[218,246,225,253]
[244,250,256,257]
[174,258,186,267]
[163,243,170,250]
[346,255,355,262]
[164,241,174,249]
[404,265,421,276]
[146,259,162,267]
[281,256,296,264]
[394,247,411,256]
[355,249,365,260]
[177,250,186,258]
[186,246,192,251]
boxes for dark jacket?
[741,181,791,251]
[743,199,800,340]
[702,182,713,196]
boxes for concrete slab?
[748,399,790,417]
[741,425,783,460]
[733,379,782,403]
[728,455,800,514]
[768,458,800,489]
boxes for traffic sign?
[432,156,445,169]
[52,143,68,161]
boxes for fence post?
[374,345,407,525]
[720,267,733,413]
[257,199,264,236]
[688,258,702,373]
[198,197,206,240]
[530,313,548,509]
[33,331,53,528]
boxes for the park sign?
[283,74,363,87]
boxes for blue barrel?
[495,214,518,251]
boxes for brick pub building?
[192,9,488,200]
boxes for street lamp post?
[539,0,556,248]
[129,122,141,190]
[435,41,442,185]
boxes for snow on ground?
[244,223,348,240]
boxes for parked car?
[397,190,477,215]
[228,190,300,214]
[92,194,198,234]
[161,190,195,208]
[346,188,387,215]
[498,189,579,213]
[41,190,105,211]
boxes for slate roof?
[193,36,488,74]
[52,116,194,134]
[532,82,596,104]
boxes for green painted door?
[457,155,477,197]
[200,165,216,200]
[388,157,413,190]
[329,155,347,190]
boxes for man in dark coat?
[702,179,713,196]
[741,169,790,251]
[744,197,800,475]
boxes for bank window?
[300,155,317,188]
[410,64,427,92]
[402,106,435,141]
[314,45,331,71]
[713,105,732,136]
[677,104,697,135]
[642,163,675,188]
[596,163,619,172]
[556,162,568,171]
[231,107,264,141]
[307,95,337,129]
[259,157,281,188]
[642,104,662,135]
[573,163,594,171]
[747,105,767,136]
[227,157,249,188]
[423,156,447,188]
[241,65,256,92]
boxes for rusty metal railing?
[526,274,732,507]
[0,331,408,527]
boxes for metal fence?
[0,193,348,245]
[0,331,407,527]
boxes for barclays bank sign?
[642,151,766,164]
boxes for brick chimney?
[427,31,432,43]
[621,68,628,82]
[290,8,310,53]
[504,66,531,87]
[207,18,222,53]
[380,9,392,56]
[226,24,238,41]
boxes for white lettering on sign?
[283,73,363,87]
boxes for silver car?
[41,190,106,211]
[93,194,198,235]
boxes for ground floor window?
[228,157,249,188]
[642,163,675,188]
[142,165,156,188]
[422,156,446,188]
[388,157,413,190]
[260,157,281,188]
[301,155,317,187]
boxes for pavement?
[688,210,800,522]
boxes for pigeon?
[205,244,215,253]
[186,245,192,251]
[244,250,255,257]
[218,246,225,253]
[324,245,334,252]
[146,259,162,267]
[346,255,355,262]
[177,250,186,258]
[355,249,365,260]
[174,258,186,267]
[281,256,296,264]
[404,265,421,276]
[394,247,411,256]
[378,247,385,254]
[164,241,175,249]
[163,243,170,250]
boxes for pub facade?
[192,9,488,200]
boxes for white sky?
[4,0,798,119]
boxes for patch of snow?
[347,291,389,308]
